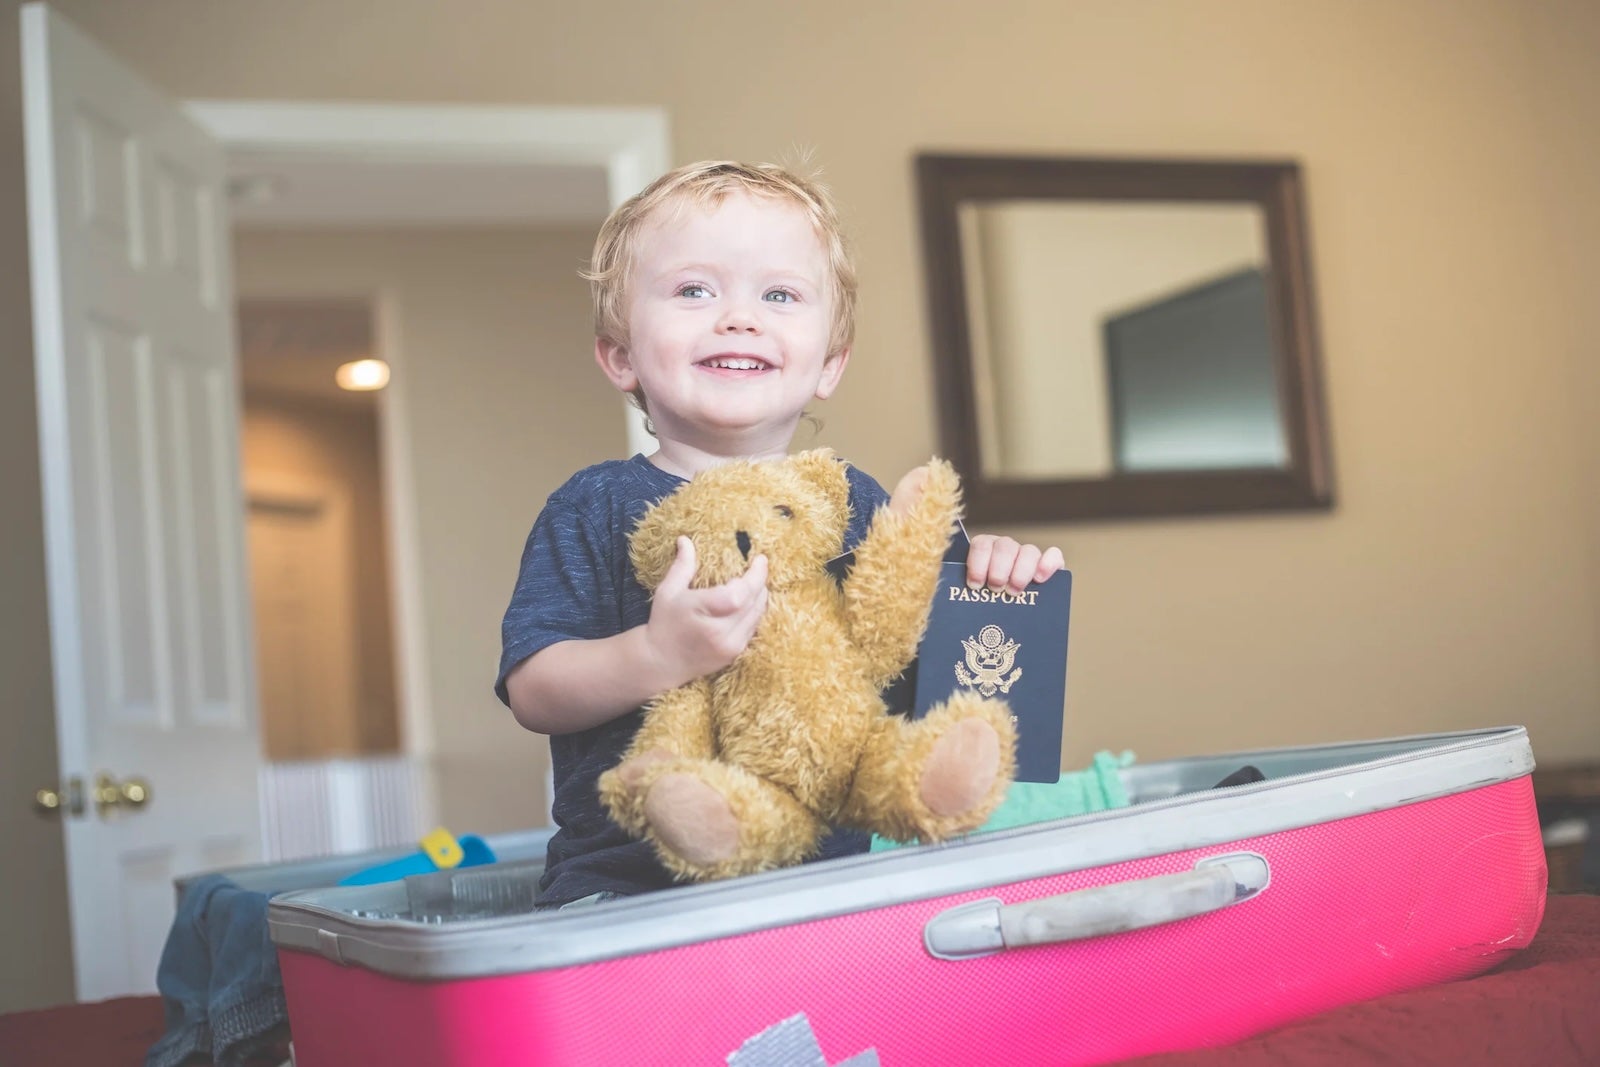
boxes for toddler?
[497,161,1063,908]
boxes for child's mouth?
[697,355,773,374]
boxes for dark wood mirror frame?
[916,153,1334,524]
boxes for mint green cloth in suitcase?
[869,750,1135,851]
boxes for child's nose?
[717,306,761,334]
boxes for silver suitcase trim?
[268,726,1535,980]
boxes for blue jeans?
[146,875,289,1067]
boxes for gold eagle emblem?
[955,624,1022,697]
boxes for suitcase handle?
[923,851,1269,960]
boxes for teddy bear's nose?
[736,531,752,560]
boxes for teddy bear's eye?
[774,505,794,519]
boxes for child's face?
[597,192,848,453]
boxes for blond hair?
[584,160,858,363]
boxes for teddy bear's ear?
[789,448,850,529]
[628,499,682,592]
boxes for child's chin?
[699,406,789,432]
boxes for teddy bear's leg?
[841,459,963,689]
[597,680,716,836]
[837,692,1017,844]
[635,758,827,883]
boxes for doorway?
[239,298,399,763]
[191,101,665,792]
[206,106,665,860]
[238,299,419,862]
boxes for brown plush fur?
[597,449,1017,882]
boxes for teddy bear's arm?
[842,459,962,689]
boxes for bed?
[2,893,1596,1067]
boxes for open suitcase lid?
[268,726,1535,980]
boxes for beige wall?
[4,0,1597,1005]
[1526,0,1600,683]
[234,225,620,834]
[242,392,400,756]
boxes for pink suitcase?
[268,726,1547,1066]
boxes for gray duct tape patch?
[726,1013,880,1067]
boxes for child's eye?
[676,283,711,299]
[774,505,793,519]
[763,288,798,304]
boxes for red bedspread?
[1128,892,1600,1066]
[4,895,1597,1066]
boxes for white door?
[21,3,262,1000]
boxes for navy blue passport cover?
[910,530,1071,783]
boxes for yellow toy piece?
[419,827,465,870]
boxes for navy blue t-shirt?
[496,453,894,908]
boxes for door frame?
[186,101,669,772]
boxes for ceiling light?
[335,359,390,392]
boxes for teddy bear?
[597,449,1017,882]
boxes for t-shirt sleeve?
[844,465,891,549]
[496,501,619,706]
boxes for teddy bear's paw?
[887,465,933,517]
[597,749,678,835]
[641,763,829,882]
[887,459,960,523]
[644,772,742,870]
[919,717,1002,819]
[907,696,1017,841]
[614,748,675,791]
[886,458,959,516]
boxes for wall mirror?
[916,154,1334,523]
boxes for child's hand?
[966,535,1064,595]
[642,536,769,685]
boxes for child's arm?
[964,534,1065,593]
[505,538,768,735]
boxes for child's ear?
[813,345,851,400]
[595,337,638,393]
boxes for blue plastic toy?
[337,828,498,886]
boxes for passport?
[910,528,1072,783]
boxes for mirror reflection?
[917,154,1332,523]
[961,201,1285,480]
